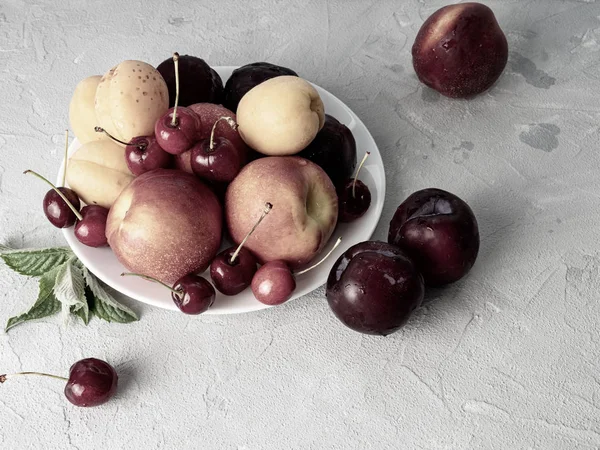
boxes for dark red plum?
[326,241,424,336]
[157,54,223,106]
[223,62,298,112]
[297,114,356,188]
[412,2,508,98]
[388,188,479,286]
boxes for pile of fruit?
[25,2,506,336]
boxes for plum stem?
[171,52,180,127]
[209,116,239,151]
[120,272,182,296]
[352,152,370,199]
[24,170,83,221]
[62,129,69,187]
[229,202,272,265]
[0,372,68,383]
[295,237,342,276]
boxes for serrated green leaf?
[82,267,138,323]
[0,246,74,277]
[71,302,90,325]
[6,265,63,331]
[54,258,86,310]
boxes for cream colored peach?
[66,140,134,209]
[236,76,325,156]
[69,76,108,144]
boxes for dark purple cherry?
[0,358,118,408]
[64,358,118,407]
[191,116,243,183]
[75,205,109,247]
[210,202,272,295]
[121,272,215,315]
[251,237,342,306]
[95,127,172,176]
[125,136,172,176]
[24,169,82,229]
[155,54,202,155]
[338,152,371,223]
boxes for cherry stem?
[94,126,141,149]
[229,202,272,265]
[352,152,370,199]
[209,116,239,151]
[0,372,68,384]
[62,129,69,187]
[295,237,342,276]
[24,170,83,221]
[120,272,182,296]
[171,52,180,127]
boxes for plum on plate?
[326,241,424,336]
[388,188,479,286]
[412,2,508,98]
[157,54,223,107]
[223,62,298,112]
[297,114,356,188]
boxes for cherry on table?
[0,358,118,408]
[191,116,243,183]
[154,53,202,155]
[251,237,342,306]
[210,202,272,295]
[338,152,371,223]
[121,272,215,315]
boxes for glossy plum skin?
[155,107,201,155]
[297,114,357,188]
[64,358,118,407]
[125,135,173,176]
[337,179,371,222]
[326,241,424,336]
[190,137,244,183]
[388,188,479,286]
[210,247,258,296]
[251,260,296,306]
[223,62,298,113]
[157,55,223,107]
[43,187,81,228]
[172,274,215,314]
[75,205,109,247]
[412,2,508,98]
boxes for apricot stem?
[171,52,180,127]
[62,130,69,187]
[23,170,83,221]
[230,202,272,265]
[120,272,182,296]
[295,237,342,276]
[0,372,68,383]
[352,152,370,199]
[209,116,239,151]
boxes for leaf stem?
[0,372,68,383]
[24,170,83,221]
[120,272,182,296]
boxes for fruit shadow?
[113,359,136,397]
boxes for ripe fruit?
[412,2,508,98]
[326,241,425,336]
[236,76,325,156]
[69,76,108,144]
[388,188,479,286]
[74,205,109,248]
[337,152,371,222]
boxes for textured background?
[1,0,600,448]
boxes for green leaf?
[82,267,138,323]
[6,265,63,331]
[53,257,86,309]
[71,302,90,325]
[0,246,74,277]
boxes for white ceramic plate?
[59,66,385,314]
